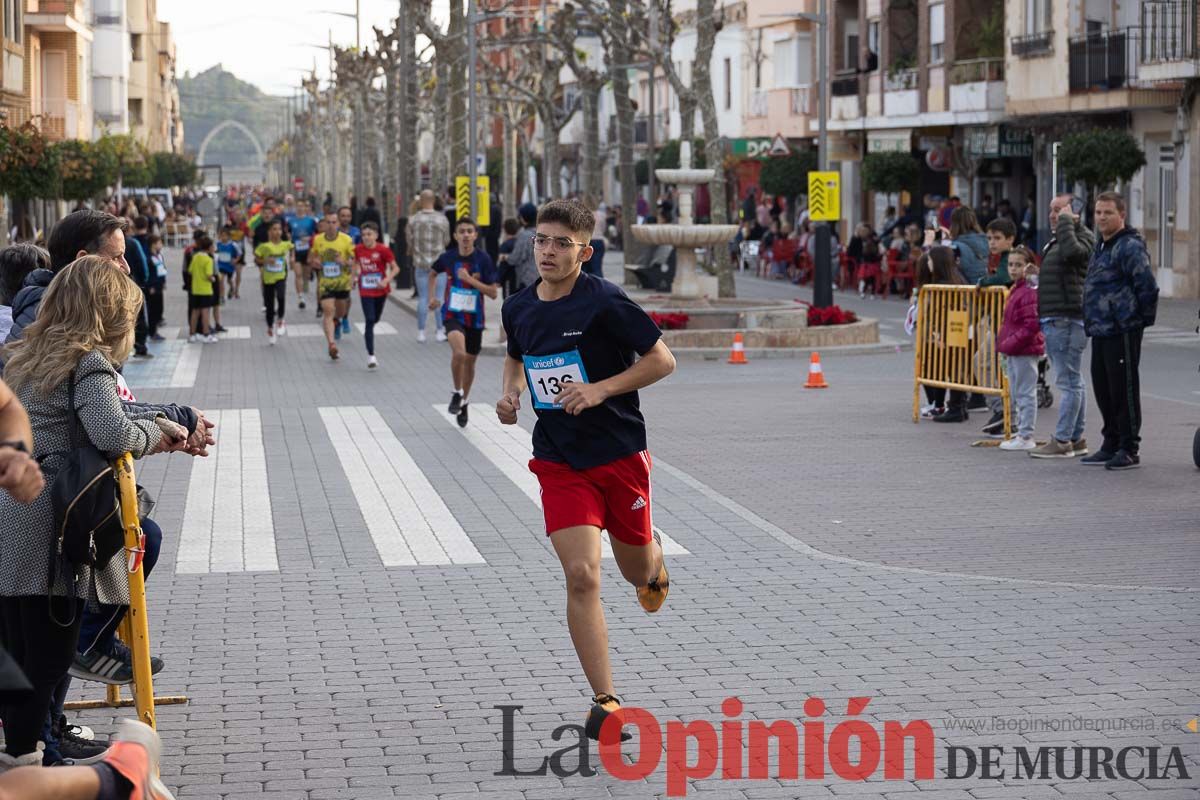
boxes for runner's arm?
[555,340,676,416]
[497,356,527,424]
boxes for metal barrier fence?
[63,453,187,728]
[912,285,1011,435]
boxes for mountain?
[179,65,288,180]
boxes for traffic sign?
[807,171,840,222]
[292,177,305,192]
[455,176,491,227]
[768,133,792,158]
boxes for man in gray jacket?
[1030,194,1095,458]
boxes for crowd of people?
[907,191,1158,469]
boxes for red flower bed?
[795,301,858,327]
[649,311,690,330]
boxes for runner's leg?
[321,297,337,345]
[460,353,477,400]
[447,330,467,390]
[274,281,286,324]
[262,282,274,329]
[360,295,378,355]
[609,537,663,588]
[548,526,616,699]
[336,298,351,330]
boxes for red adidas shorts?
[529,450,654,546]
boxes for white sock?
[454,388,462,395]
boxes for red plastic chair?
[838,253,858,289]
[882,258,915,299]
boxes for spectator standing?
[0,245,49,343]
[1079,192,1159,470]
[506,203,541,293]
[995,246,1045,450]
[946,206,989,285]
[409,190,451,343]
[124,227,152,359]
[915,247,968,420]
[1030,195,1095,459]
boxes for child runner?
[253,220,294,345]
[429,217,498,427]
[997,246,1044,450]
[310,211,356,360]
[289,199,320,310]
[227,210,250,298]
[496,200,675,740]
[353,222,398,369]
[187,234,218,343]
[216,226,239,313]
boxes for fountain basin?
[631,224,740,248]
[653,168,717,185]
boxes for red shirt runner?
[354,243,393,297]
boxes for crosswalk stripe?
[355,320,397,335]
[124,341,201,389]
[281,323,399,338]
[320,406,485,566]
[432,404,689,557]
[176,409,278,573]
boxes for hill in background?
[179,65,288,183]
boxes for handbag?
[50,370,125,570]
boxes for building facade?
[126,0,181,152]
[23,0,94,141]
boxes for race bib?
[155,258,168,277]
[265,257,285,273]
[448,286,479,313]
[217,251,232,264]
[323,261,342,279]
[523,350,589,411]
[360,272,382,290]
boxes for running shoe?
[584,694,632,743]
[268,329,276,346]
[636,529,670,613]
[417,330,427,343]
[448,392,463,415]
[999,435,1036,451]
[204,335,219,344]
[342,317,351,334]
[368,355,378,369]
[102,719,176,800]
[298,298,307,310]
[69,640,164,685]
[50,714,109,765]
[456,403,469,428]
[276,320,287,336]
[329,343,339,360]
[188,334,201,343]
[435,330,447,342]
[213,325,228,333]
[334,321,341,341]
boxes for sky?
[160,0,449,97]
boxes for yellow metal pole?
[114,453,156,730]
[912,287,923,422]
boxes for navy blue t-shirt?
[502,272,662,470]
[433,248,497,329]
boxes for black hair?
[361,221,380,234]
[535,200,593,238]
[196,234,214,251]
[46,210,128,271]
[986,218,1017,240]
[268,219,283,230]
[0,243,50,305]
[365,197,377,207]
[455,217,477,231]
[147,234,163,247]
[134,215,150,230]
[192,228,208,241]
[338,206,352,214]
[502,218,520,236]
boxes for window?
[773,35,812,88]
[868,19,880,56]
[1024,0,1052,35]
[755,56,762,89]
[128,98,143,125]
[844,20,859,71]
[724,58,731,110]
[929,3,945,64]
[3,0,21,44]
[131,33,144,61]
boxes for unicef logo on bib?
[554,356,566,367]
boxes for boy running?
[289,199,320,310]
[310,211,356,360]
[429,217,498,427]
[353,222,398,369]
[253,219,294,345]
[496,200,675,739]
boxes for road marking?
[214,325,252,339]
[123,341,201,389]
[281,322,398,338]
[432,405,689,558]
[176,409,278,573]
[355,320,397,335]
[321,406,484,566]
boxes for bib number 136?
[523,351,590,411]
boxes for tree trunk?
[400,16,419,201]
[447,0,467,183]
[540,105,561,202]
[502,114,517,219]
[692,0,733,296]
[581,82,602,200]
[432,59,450,193]
[609,1,639,268]
[678,95,696,150]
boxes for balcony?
[1011,30,1054,58]
[884,68,919,116]
[789,87,810,116]
[25,0,90,34]
[1139,0,1199,81]
[831,70,859,97]
[831,70,861,120]
[1069,29,1143,92]
[33,97,80,141]
[948,57,1005,111]
[748,89,769,118]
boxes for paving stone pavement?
[64,253,1199,799]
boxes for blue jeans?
[43,518,162,763]
[1006,355,1039,438]
[1041,319,1087,443]
[415,268,446,333]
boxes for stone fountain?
[631,141,739,299]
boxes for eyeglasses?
[533,234,588,251]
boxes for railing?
[1069,29,1141,92]
[1141,0,1198,63]
[948,57,1005,85]
[884,67,918,91]
[748,89,769,118]
[831,70,859,96]
[789,87,810,115]
[32,97,79,140]
[1011,30,1055,57]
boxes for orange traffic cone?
[728,332,748,364]
[804,352,828,388]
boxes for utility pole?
[812,0,832,308]
[541,0,551,200]
[468,0,478,218]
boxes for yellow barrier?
[63,453,187,728]
[912,285,1011,438]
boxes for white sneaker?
[435,329,447,342]
[367,355,378,369]
[0,742,44,771]
[204,335,219,343]
[267,329,277,346]
[187,333,200,343]
[276,320,287,336]
[999,435,1036,451]
[417,330,427,343]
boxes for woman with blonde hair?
[0,257,186,770]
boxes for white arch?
[196,119,266,169]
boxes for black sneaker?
[448,392,463,415]
[932,407,968,423]
[1079,449,1115,466]
[132,349,153,359]
[51,715,109,765]
[967,394,989,410]
[456,403,469,428]
[981,418,1005,438]
[69,640,164,685]
[1105,450,1140,470]
[298,298,307,310]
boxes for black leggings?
[262,280,286,328]
[360,295,387,355]
[0,595,84,757]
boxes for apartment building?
[126,0,181,152]
[91,0,127,134]
[23,0,93,141]
[0,0,28,125]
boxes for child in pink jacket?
[996,246,1045,450]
